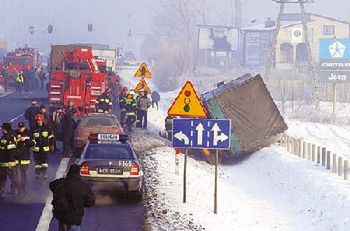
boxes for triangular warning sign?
[134,62,152,78]
[168,81,207,118]
[134,79,151,94]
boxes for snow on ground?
[118,68,350,230]
[287,120,350,160]
[134,102,350,231]
[0,85,5,94]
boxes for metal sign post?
[172,118,231,213]
[214,150,219,214]
[183,149,188,203]
[333,83,337,118]
[175,148,180,175]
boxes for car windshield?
[80,116,118,127]
[85,144,134,160]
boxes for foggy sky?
[0,0,349,53]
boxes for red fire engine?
[48,47,108,114]
[3,47,41,75]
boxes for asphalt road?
[0,90,145,231]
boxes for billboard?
[198,25,239,51]
[243,31,274,67]
[319,39,350,82]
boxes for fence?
[281,134,350,180]
[266,79,350,103]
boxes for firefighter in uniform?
[124,93,138,131]
[0,123,20,200]
[31,114,54,179]
[119,87,128,125]
[14,122,33,195]
[15,71,25,93]
[96,89,113,113]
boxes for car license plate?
[98,134,119,140]
[97,167,123,175]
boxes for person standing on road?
[38,68,46,90]
[15,71,24,93]
[38,105,52,131]
[96,89,113,113]
[119,87,128,126]
[25,101,40,130]
[0,123,20,200]
[31,114,54,179]
[14,122,33,197]
[151,90,160,110]
[61,108,77,158]
[50,164,95,231]
[124,93,137,131]
[138,92,152,129]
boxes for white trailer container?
[92,49,117,72]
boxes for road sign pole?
[183,148,188,203]
[214,149,218,214]
[175,148,180,175]
[333,82,337,118]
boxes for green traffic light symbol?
[183,90,191,112]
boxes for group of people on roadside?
[1,67,47,93]
[0,106,54,200]
[118,87,160,131]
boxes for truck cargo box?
[201,74,287,156]
[49,44,90,72]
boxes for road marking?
[0,90,14,98]
[9,113,24,123]
[35,158,70,231]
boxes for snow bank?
[287,120,350,159]
[139,90,350,231]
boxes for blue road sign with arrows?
[172,118,231,150]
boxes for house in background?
[241,13,350,72]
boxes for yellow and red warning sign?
[168,81,207,118]
[134,62,152,78]
[134,78,151,94]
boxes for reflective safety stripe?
[33,147,40,152]
[42,131,49,137]
[120,109,126,112]
[0,162,16,167]
[41,163,48,168]
[43,146,50,152]
[34,132,40,138]
[16,160,30,165]
[35,165,42,169]
[7,144,16,150]
[126,112,135,116]
[97,109,105,112]
[48,134,54,139]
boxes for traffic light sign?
[29,26,34,34]
[168,81,207,118]
[88,23,93,32]
[47,24,53,34]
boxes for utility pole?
[234,0,242,28]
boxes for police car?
[76,133,144,200]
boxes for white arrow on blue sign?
[172,118,231,150]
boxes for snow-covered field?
[135,90,350,231]
[119,67,350,230]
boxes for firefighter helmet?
[35,114,45,122]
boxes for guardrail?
[280,134,349,180]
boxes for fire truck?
[3,47,41,76]
[48,45,109,114]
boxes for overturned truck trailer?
[201,74,288,156]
